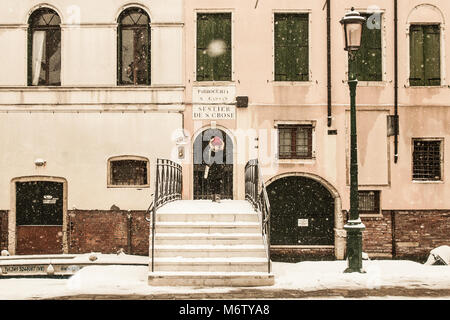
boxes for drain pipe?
[127,212,132,254]
[394,0,399,163]
[327,0,332,127]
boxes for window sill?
[277,158,316,165]
[107,185,150,189]
[412,180,443,184]
[193,81,235,86]
[360,213,383,218]
[405,85,446,89]
[352,81,388,87]
[271,81,313,87]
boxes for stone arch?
[26,3,64,24]
[407,3,445,25]
[115,2,152,23]
[265,172,345,260]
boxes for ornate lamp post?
[340,8,366,273]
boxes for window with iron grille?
[117,7,151,85]
[274,13,309,81]
[412,139,443,181]
[196,13,232,81]
[109,158,149,187]
[358,191,380,214]
[409,24,441,86]
[278,125,313,159]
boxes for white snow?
[157,200,256,214]
[0,259,449,299]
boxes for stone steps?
[154,233,264,245]
[148,200,274,286]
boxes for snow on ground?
[0,259,449,299]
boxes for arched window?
[118,8,151,85]
[28,8,61,86]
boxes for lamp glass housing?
[340,9,366,51]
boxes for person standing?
[204,136,225,202]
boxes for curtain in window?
[32,31,46,85]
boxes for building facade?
[0,0,448,261]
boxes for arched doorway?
[193,128,233,199]
[267,176,335,246]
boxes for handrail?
[245,159,271,273]
[146,159,182,272]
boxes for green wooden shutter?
[197,13,231,82]
[293,15,309,81]
[351,14,382,81]
[409,25,425,86]
[275,14,309,82]
[274,14,288,81]
[424,25,440,86]
[215,13,232,81]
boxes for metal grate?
[358,191,380,214]
[413,140,442,181]
[111,160,148,186]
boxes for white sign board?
[193,86,236,120]
[193,105,235,120]
[298,219,309,227]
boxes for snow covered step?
[156,212,258,223]
[154,221,261,234]
[153,257,269,272]
[153,245,266,258]
[148,271,274,287]
[156,200,257,215]
[154,233,264,245]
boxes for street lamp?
[340,8,366,273]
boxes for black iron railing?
[146,159,182,272]
[245,159,271,273]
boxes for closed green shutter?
[351,13,382,81]
[409,25,425,86]
[410,24,440,86]
[275,14,309,81]
[424,25,440,86]
[196,13,231,82]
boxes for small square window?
[412,139,443,181]
[278,125,313,159]
[108,158,149,187]
[358,191,380,214]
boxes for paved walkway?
[46,287,450,299]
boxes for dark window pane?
[28,8,61,86]
[110,160,148,186]
[118,8,151,85]
[278,125,312,159]
[358,191,380,213]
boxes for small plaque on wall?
[298,219,309,227]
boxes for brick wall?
[0,211,7,251]
[392,210,450,261]
[68,210,149,256]
[360,212,393,258]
